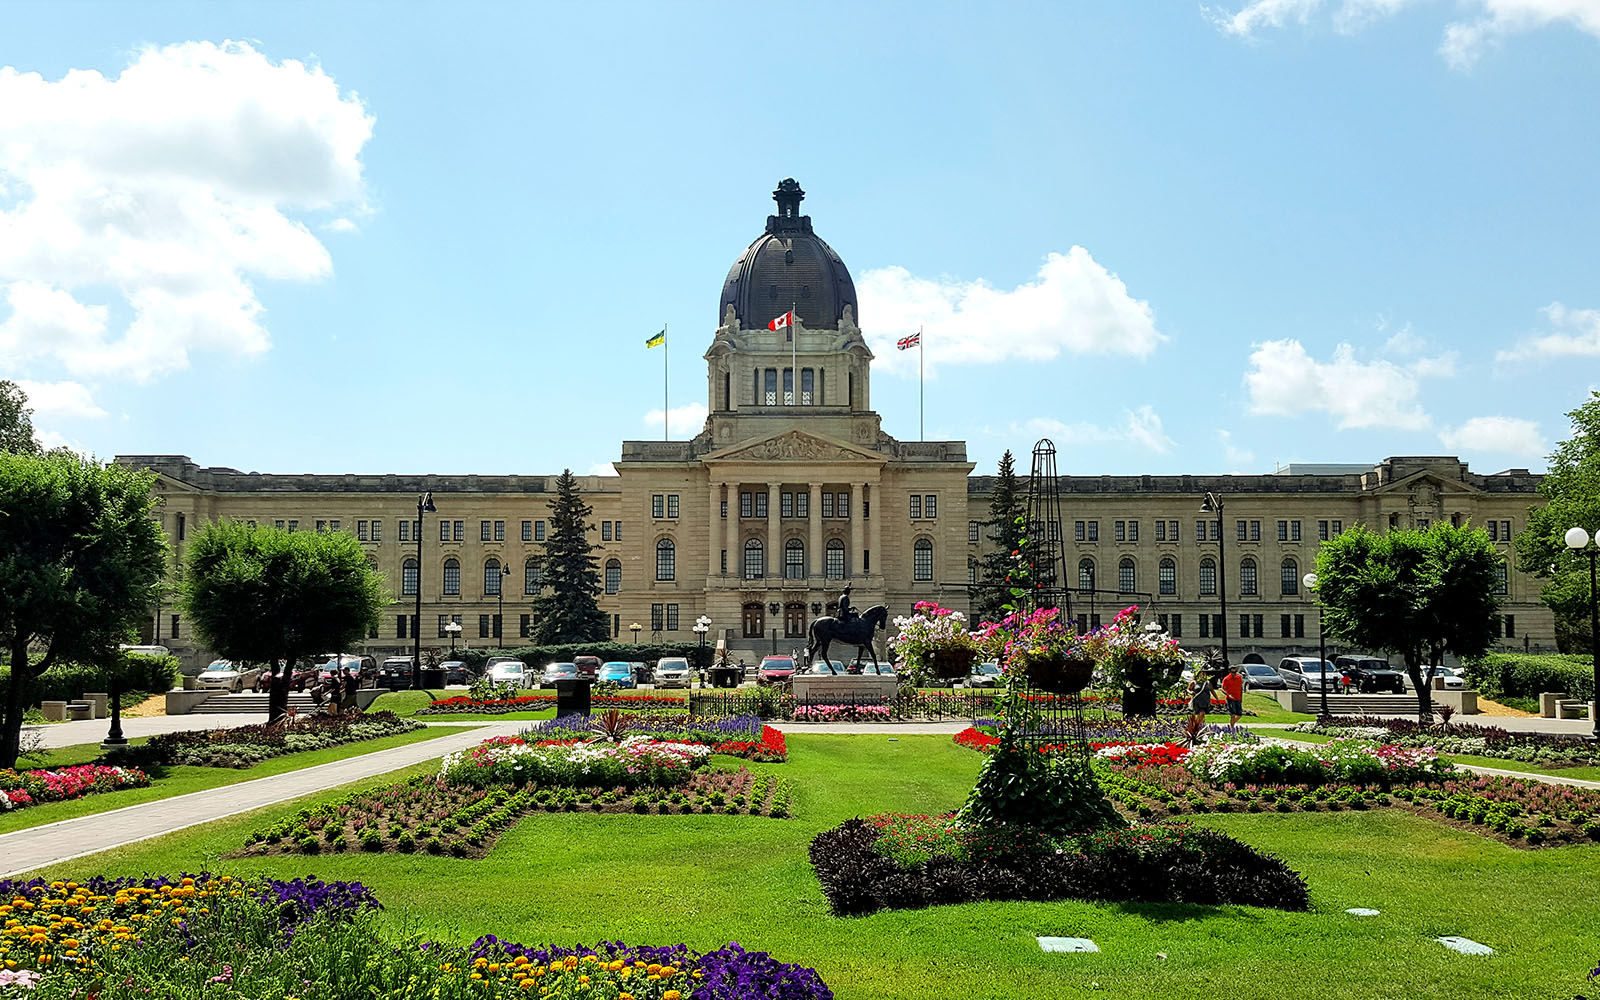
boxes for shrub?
[1464,653,1595,702]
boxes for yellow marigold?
[663,991,682,1000]
[647,964,662,975]
[519,981,533,991]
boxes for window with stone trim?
[1118,557,1136,594]
[1281,557,1299,596]
[604,559,620,595]
[1199,557,1216,596]
[913,538,934,582]
[924,495,936,518]
[825,539,845,580]
[1078,558,1095,591]
[1240,557,1258,596]
[443,558,461,596]
[1159,557,1176,595]
[910,495,922,519]
[402,558,418,596]
[527,558,543,594]
[785,538,805,579]
[744,539,764,579]
[969,520,980,542]
[656,539,675,581]
[485,558,502,595]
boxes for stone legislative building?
[119,180,1552,672]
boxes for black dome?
[719,179,858,331]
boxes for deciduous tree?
[0,380,41,455]
[1515,390,1599,654]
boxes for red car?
[757,655,797,685]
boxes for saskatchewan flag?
[645,328,666,348]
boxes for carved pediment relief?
[1369,469,1484,498]
[706,429,883,465]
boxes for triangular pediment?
[1369,469,1485,498]
[702,429,885,466]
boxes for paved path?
[24,713,271,750]
[0,722,519,879]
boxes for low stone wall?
[165,689,217,715]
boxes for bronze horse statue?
[805,605,889,670]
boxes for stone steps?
[190,693,320,714]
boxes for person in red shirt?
[1219,665,1246,726]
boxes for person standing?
[1186,670,1215,742]
[1219,664,1246,727]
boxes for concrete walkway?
[24,713,270,749]
[0,722,519,878]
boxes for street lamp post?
[1304,572,1329,719]
[630,622,641,645]
[1563,526,1599,741]
[412,491,436,691]
[445,619,462,656]
[693,615,711,673]
[1200,493,1229,668]
[497,564,512,647]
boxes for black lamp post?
[1564,526,1599,741]
[1200,492,1229,668]
[411,491,436,690]
[694,614,711,673]
[1305,571,1329,719]
[630,621,641,645]
[496,564,511,647]
[102,658,127,752]
[445,619,461,656]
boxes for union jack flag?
[896,332,921,350]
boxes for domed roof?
[719,179,858,331]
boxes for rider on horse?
[836,583,855,625]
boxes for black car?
[1334,655,1406,694]
[440,660,473,685]
[378,656,415,691]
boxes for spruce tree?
[971,450,1027,624]
[533,469,609,644]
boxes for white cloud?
[642,401,708,438]
[1023,406,1177,454]
[1495,302,1600,362]
[1205,0,1600,66]
[858,247,1164,378]
[1219,429,1256,468]
[1244,339,1445,431]
[0,41,373,383]
[14,379,106,419]
[1438,415,1545,457]
[325,217,359,234]
[585,461,618,478]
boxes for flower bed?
[0,874,833,999]
[419,692,689,715]
[131,711,423,768]
[525,714,788,762]
[236,768,796,858]
[0,764,150,810]
[441,734,712,789]
[952,716,1227,754]
[1292,716,1600,768]
[791,704,892,722]
[1185,738,1456,787]
[810,816,1309,916]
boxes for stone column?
[868,478,882,582]
[767,482,783,582]
[850,483,865,578]
[808,483,823,583]
[724,481,739,578]
[708,482,721,577]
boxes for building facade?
[118,180,1552,672]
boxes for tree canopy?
[1314,522,1500,719]
[0,452,166,768]
[532,469,608,645]
[1515,390,1599,654]
[181,520,387,722]
[0,380,41,456]
[971,449,1026,625]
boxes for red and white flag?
[896,331,921,351]
[768,310,795,331]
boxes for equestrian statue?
[805,583,889,669]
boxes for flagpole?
[663,322,669,442]
[791,300,797,406]
[919,325,925,441]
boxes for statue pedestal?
[792,673,897,705]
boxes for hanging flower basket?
[928,648,977,681]
[1019,653,1095,695]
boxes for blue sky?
[3,1,1597,478]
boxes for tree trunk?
[267,656,294,726]
[1,641,32,771]
[1404,648,1434,723]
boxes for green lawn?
[0,725,480,835]
[1268,729,1600,781]
[1208,691,1314,723]
[17,733,1600,1000]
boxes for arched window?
[1078,558,1095,592]
[485,557,502,595]
[1159,557,1176,596]
[914,538,934,582]
[785,538,805,579]
[744,538,764,579]
[402,557,418,596]
[604,559,621,595]
[1118,557,1136,594]
[825,538,845,580]
[1240,557,1258,596]
[526,558,543,595]
[1281,557,1299,596]
[656,539,675,581]
[1199,557,1216,596]
[443,558,460,596]
[1494,558,1508,595]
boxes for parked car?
[629,661,652,686]
[965,661,1004,688]
[539,662,579,687]
[653,657,692,688]
[484,658,529,687]
[1277,656,1340,692]
[573,656,602,679]
[1334,655,1406,694]
[316,654,376,687]
[1432,666,1467,690]
[378,656,415,690]
[254,660,317,692]
[598,661,634,688]
[757,655,797,685]
[440,660,473,685]
[194,659,260,693]
[1241,663,1288,691]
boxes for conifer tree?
[533,469,609,644]
[971,450,1027,624]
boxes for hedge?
[453,643,713,671]
[1463,653,1594,702]
[0,653,180,707]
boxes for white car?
[194,659,260,693]
[484,659,529,687]
[654,656,692,688]
[1432,667,1467,690]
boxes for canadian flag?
[768,310,795,331]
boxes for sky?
[2,0,1598,479]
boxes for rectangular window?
[651,603,664,631]
[1114,520,1126,542]
[453,520,464,542]
[494,520,505,541]
[170,614,181,639]
[1240,614,1251,639]
[369,521,381,542]
[1087,521,1098,542]
[764,368,777,405]
[1280,614,1291,638]
[1199,615,1211,639]
[1291,520,1301,541]
[1212,614,1223,638]
[837,492,850,518]
[478,615,490,639]
[357,521,368,541]
[534,520,545,541]
[287,520,299,533]
[1169,520,1179,541]
[315,519,327,534]
[1128,520,1138,542]
[1277,520,1288,541]
[438,521,449,542]
[910,495,922,519]
[520,614,531,638]
[667,494,679,519]
[1505,614,1515,637]
[652,495,665,518]
[720,549,727,574]
[1295,614,1305,638]
[721,499,728,519]
[275,519,285,531]
[1253,614,1264,637]
[863,549,870,572]
[1170,614,1182,638]
[601,521,612,541]
[1209,521,1220,542]
[329,520,340,532]
[1331,520,1342,536]
[666,604,679,631]
[755,492,768,518]
[781,492,793,518]
[1250,521,1261,542]
[1488,521,1498,540]
[1194,519,1206,541]
[492,614,502,639]
[800,367,814,404]
[480,520,491,541]
[740,492,753,518]
[1155,520,1166,541]
[522,520,533,542]
[1501,520,1511,540]
[437,614,449,638]
[925,495,937,518]
[176,514,186,541]
[1237,520,1247,541]
[796,493,808,518]
[398,520,409,542]
[1075,520,1086,542]
[969,520,981,542]
[822,493,834,518]
[1318,520,1329,541]
[614,520,621,540]
[396,614,407,639]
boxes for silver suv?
[1277,656,1339,692]
[654,657,691,688]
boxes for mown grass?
[0,725,479,835]
[1269,729,1600,782]
[17,733,1600,999]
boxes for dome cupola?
[718,179,858,331]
